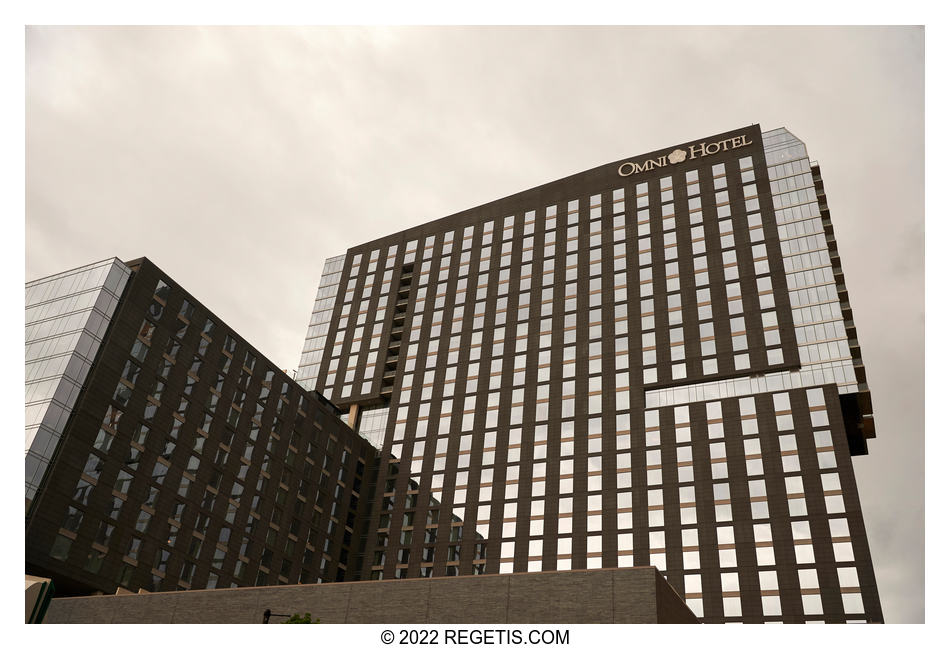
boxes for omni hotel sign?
[618,134,753,176]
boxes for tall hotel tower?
[297,125,883,623]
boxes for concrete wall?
[45,566,696,624]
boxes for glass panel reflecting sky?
[25,258,131,501]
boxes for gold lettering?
[620,134,754,176]
[619,158,666,176]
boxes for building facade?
[26,258,377,596]
[297,125,883,623]
[43,566,697,624]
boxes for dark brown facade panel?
[320,125,802,410]
[640,386,881,623]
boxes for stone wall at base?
[44,566,696,624]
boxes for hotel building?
[296,125,883,623]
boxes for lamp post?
[262,608,293,624]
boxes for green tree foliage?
[283,612,319,624]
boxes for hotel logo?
[618,134,753,176]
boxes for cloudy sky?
[25,26,924,622]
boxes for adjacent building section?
[297,254,346,393]
[26,259,131,507]
[26,257,378,596]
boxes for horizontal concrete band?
[44,566,696,624]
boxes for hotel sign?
[618,134,753,176]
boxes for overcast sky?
[25,26,924,622]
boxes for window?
[113,470,133,495]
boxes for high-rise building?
[297,125,883,623]
[26,257,377,596]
